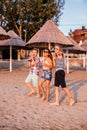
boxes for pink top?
[42,59,50,70]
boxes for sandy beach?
[0,60,87,130]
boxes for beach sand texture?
[0,60,87,130]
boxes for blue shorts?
[41,70,52,81]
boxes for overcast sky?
[58,0,87,35]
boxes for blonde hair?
[55,44,63,53]
[55,44,64,56]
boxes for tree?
[0,0,65,42]
[68,29,73,35]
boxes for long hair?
[55,44,64,57]
[44,48,53,64]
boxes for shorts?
[54,70,66,88]
[25,73,39,87]
[41,70,52,81]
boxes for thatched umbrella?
[26,20,73,49]
[26,20,74,74]
[81,39,87,51]
[0,30,26,72]
[63,36,86,73]
[63,36,86,53]
[0,26,10,40]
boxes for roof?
[0,30,25,47]
[72,28,87,35]
[63,36,86,54]
[0,26,10,40]
[26,20,73,47]
[7,30,20,39]
[81,39,87,51]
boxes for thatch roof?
[63,36,86,54]
[81,39,87,52]
[7,30,20,38]
[26,20,73,48]
[0,26,10,40]
[0,30,25,48]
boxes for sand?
[0,60,87,130]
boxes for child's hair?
[43,48,53,64]
[32,48,38,53]
[55,44,64,56]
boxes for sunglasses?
[55,48,59,50]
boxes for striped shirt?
[55,57,65,71]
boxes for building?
[70,26,87,44]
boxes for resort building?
[70,26,87,44]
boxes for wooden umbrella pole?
[48,43,51,50]
[66,49,69,74]
[10,45,12,72]
[38,49,40,57]
[86,52,87,71]
[82,53,86,68]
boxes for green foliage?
[0,0,65,42]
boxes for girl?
[37,49,53,102]
[52,45,75,106]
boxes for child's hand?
[28,57,32,61]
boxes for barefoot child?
[52,45,75,106]
[37,49,53,102]
[25,48,40,96]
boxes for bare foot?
[28,91,35,96]
[42,96,45,101]
[36,94,40,98]
[46,99,49,102]
[51,102,59,106]
[70,98,75,106]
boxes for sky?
[58,0,87,35]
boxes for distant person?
[52,45,75,106]
[25,48,40,96]
[37,49,53,102]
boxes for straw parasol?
[81,39,87,71]
[26,20,73,49]
[26,20,74,74]
[0,26,10,40]
[63,36,86,73]
[0,30,26,72]
[0,30,25,47]
[81,39,87,51]
[63,36,86,54]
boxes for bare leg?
[45,80,51,102]
[37,78,45,99]
[25,82,34,96]
[52,86,59,106]
[54,86,60,105]
[36,86,40,97]
[62,88,75,106]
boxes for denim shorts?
[41,70,52,81]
